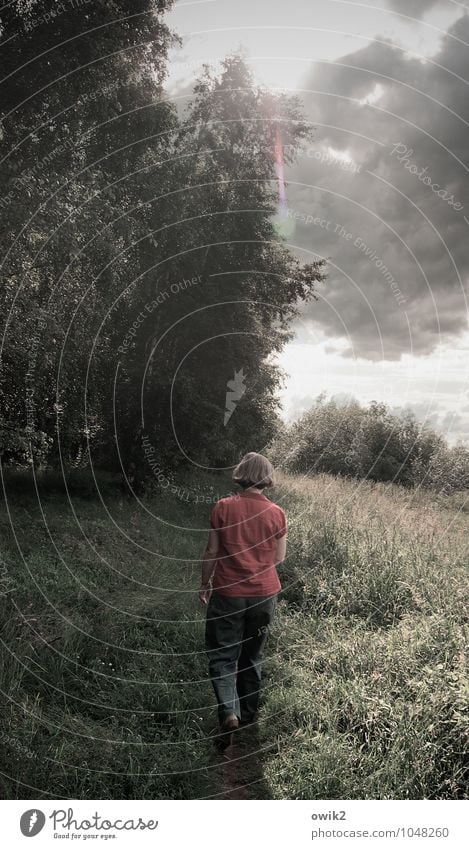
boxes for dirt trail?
[208,725,273,799]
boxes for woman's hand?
[199,584,212,605]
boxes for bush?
[269,397,467,491]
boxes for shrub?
[269,396,465,491]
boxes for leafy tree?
[1,19,324,481]
[124,55,325,475]
[415,441,469,493]
[0,0,176,469]
[270,395,466,491]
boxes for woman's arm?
[275,533,287,566]
[199,529,219,604]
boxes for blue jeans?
[205,591,277,723]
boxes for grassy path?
[1,470,467,799]
[0,473,276,799]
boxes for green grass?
[0,469,467,799]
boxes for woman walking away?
[199,452,287,749]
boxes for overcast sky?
[166,0,469,443]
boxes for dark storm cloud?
[385,0,441,16]
[288,14,469,360]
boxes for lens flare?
[273,127,295,239]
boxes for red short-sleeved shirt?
[209,490,287,597]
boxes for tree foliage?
[269,395,469,491]
[0,9,324,482]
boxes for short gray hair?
[232,452,275,489]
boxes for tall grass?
[0,469,467,798]
[0,476,215,799]
[261,473,468,799]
